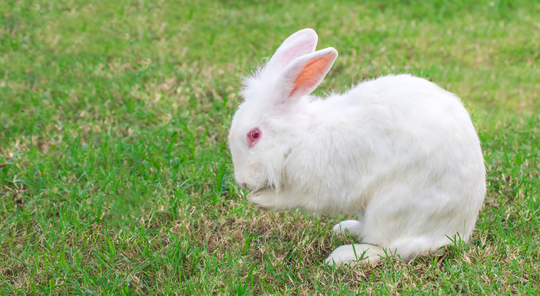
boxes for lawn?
[1,0,539,294]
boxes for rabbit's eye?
[247,128,261,148]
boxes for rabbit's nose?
[240,182,247,189]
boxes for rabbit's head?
[229,29,338,198]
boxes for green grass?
[1,0,539,294]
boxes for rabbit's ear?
[264,29,318,76]
[274,47,338,105]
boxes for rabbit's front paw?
[325,244,385,266]
[246,188,278,212]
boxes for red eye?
[247,128,261,148]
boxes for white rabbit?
[229,28,486,265]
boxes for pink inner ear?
[272,41,317,74]
[290,54,334,97]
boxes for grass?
[1,0,539,294]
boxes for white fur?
[229,29,486,265]
[325,244,386,266]
[333,220,363,236]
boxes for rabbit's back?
[302,74,485,220]
[303,74,486,256]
